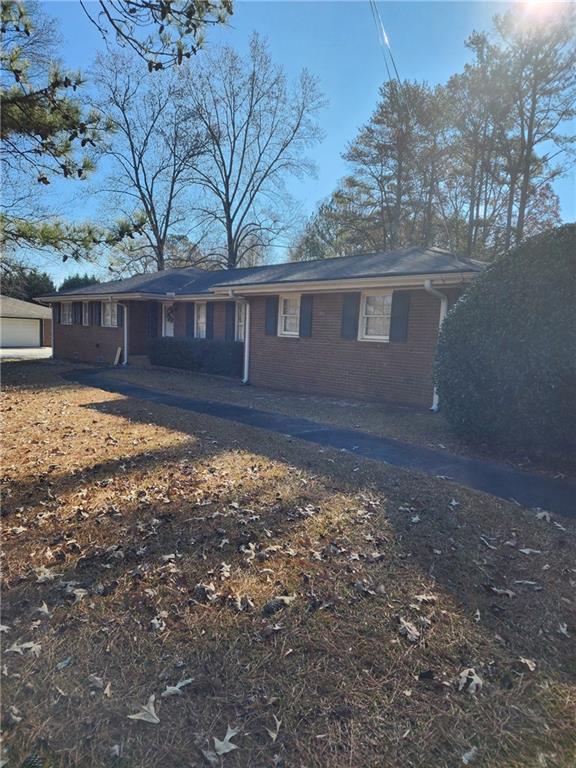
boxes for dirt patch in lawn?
[105,366,574,479]
[2,361,575,768]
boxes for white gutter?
[424,279,449,412]
[117,302,129,365]
[242,299,250,385]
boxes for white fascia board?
[210,272,478,296]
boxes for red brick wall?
[248,290,450,407]
[53,300,232,364]
[53,305,123,364]
[41,319,52,347]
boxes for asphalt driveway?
[68,367,576,518]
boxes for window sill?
[357,336,390,343]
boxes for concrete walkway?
[69,369,576,519]
[1,347,52,361]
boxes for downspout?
[117,302,129,365]
[424,280,449,412]
[50,302,54,358]
[242,299,250,385]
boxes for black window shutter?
[117,304,124,328]
[55,303,61,324]
[389,291,411,343]
[224,301,236,341]
[93,302,102,327]
[206,302,214,339]
[299,295,313,338]
[341,293,360,339]
[146,301,158,337]
[265,296,279,336]
[186,303,195,337]
[72,301,82,324]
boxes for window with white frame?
[278,295,300,337]
[195,302,207,338]
[101,300,118,328]
[359,291,392,341]
[82,301,90,326]
[61,302,72,325]
[236,301,246,341]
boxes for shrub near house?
[149,338,244,377]
[435,224,576,459]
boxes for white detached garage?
[0,295,52,348]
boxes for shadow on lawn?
[3,383,576,768]
[70,394,576,682]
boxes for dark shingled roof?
[0,295,52,319]
[42,246,484,299]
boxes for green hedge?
[148,338,244,378]
[434,224,576,459]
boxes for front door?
[163,304,175,337]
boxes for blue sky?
[38,1,576,283]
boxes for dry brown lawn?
[1,361,575,768]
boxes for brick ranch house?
[42,247,484,408]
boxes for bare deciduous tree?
[92,52,205,271]
[182,35,325,268]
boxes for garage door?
[0,318,41,347]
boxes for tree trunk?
[515,73,539,245]
[504,170,517,252]
[466,141,479,257]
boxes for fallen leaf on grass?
[457,668,483,694]
[0,625,10,633]
[35,565,59,583]
[414,594,437,605]
[5,640,41,657]
[87,673,104,689]
[214,725,240,755]
[262,596,296,615]
[194,582,219,603]
[398,617,420,643]
[462,746,478,764]
[266,714,282,743]
[519,548,541,555]
[486,585,515,598]
[558,623,570,637]
[128,694,160,724]
[161,678,193,697]
[519,657,537,672]
[229,594,255,613]
[35,602,51,617]
[513,580,542,591]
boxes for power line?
[368,0,411,120]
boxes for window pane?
[365,294,390,316]
[283,297,298,316]
[365,316,387,337]
[283,315,298,334]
